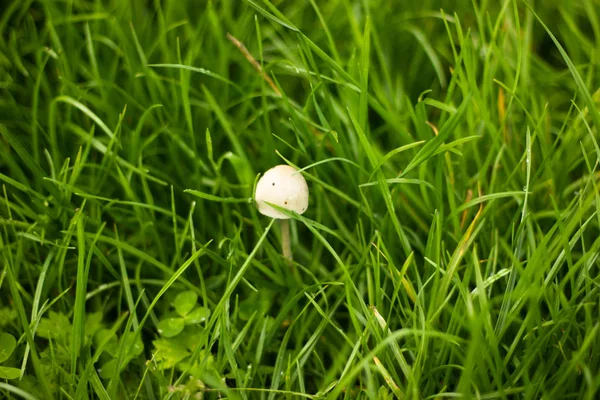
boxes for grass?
[1,0,600,398]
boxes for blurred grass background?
[1,0,600,398]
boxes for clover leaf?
[0,366,20,380]
[158,317,185,338]
[0,332,16,363]
[184,307,210,325]
[174,291,198,316]
[0,332,20,380]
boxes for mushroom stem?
[280,219,293,261]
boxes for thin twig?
[460,189,473,229]
[226,32,282,97]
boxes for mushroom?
[255,164,309,261]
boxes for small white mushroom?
[255,165,309,260]
[255,165,309,218]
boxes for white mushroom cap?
[255,165,309,219]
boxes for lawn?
[1,0,600,398]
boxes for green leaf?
[179,325,204,351]
[524,3,600,134]
[149,64,237,87]
[98,359,117,380]
[401,94,471,178]
[52,96,114,138]
[84,312,104,343]
[201,85,253,185]
[184,189,250,203]
[152,338,189,369]
[378,386,394,400]
[123,334,144,357]
[0,366,21,380]
[184,307,211,325]
[0,124,60,199]
[36,312,71,340]
[174,291,198,316]
[0,333,17,363]
[94,329,119,357]
[158,318,185,337]
[0,307,18,326]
